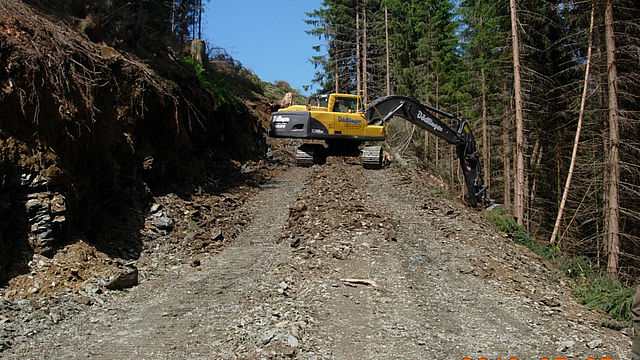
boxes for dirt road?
[1,162,631,359]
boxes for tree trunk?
[503,83,512,212]
[356,6,361,95]
[385,5,390,96]
[510,0,525,225]
[435,74,440,168]
[550,1,595,245]
[334,40,339,94]
[362,0,368,99]
[529,139,543,224]
[171,0,176,37]
[425,92,430,162]
[604,0,620,279]
[481,67,490,196]
[198,0,202,40]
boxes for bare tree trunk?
[510,0,525,225]
[527,135,541,230]
[362,0,368,99]
[334,38,339,94]
[601,63,608,269]
[356,5,361,95]
[435,74,440,168]
[425,92,430,162]
[481,67,490,196]
[550,1,595,245]
[524,152,530,231]
[529,140,543,223]
[385,5,390,96]
[604,0,620,279]
[503,83,512,212]
[198,0,202,39]
[171,0,176,37]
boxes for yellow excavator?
[268,93,488,206]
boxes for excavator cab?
[327,94,364,114]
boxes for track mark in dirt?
[2,167,309,360]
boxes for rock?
[556,340,575,352]
[20,173,33,186]
[105,267,138,290]
[287,334,300,348]
[211,229,224,242]
[150,212,174,231]
[24,191,67,253]
[260,329,276,345]
[150,203,161,214]
[48,312,61,324]
[586,339,602,349]
[541,295,560,307]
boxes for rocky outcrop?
[25,191,67,254]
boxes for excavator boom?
[366,95,487,206]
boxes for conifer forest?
[306,0,640,283]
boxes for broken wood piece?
[339,278,378,287]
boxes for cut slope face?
[0,0,267,284]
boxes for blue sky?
[204,0,325,95]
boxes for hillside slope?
[0,0,269,285]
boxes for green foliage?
[484,207,558,260]
[181,56,236,105]
[484,207,635,322]
[263,80,307,104]
[571,260,635,322]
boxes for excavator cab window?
[309,95,329,108]
[333,97,358,113]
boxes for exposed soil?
[0,0,269,286]
[1,157,631,359]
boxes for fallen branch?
[340,278,378,287]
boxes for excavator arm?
[365,95,488,207]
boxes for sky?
[203,0,325,95]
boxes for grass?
[484,207,635,322]
[181,55,236,106]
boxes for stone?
[50,194,66,214]
[211,229,224,242]
[541,296,560,307]
[287,334,300,348]
[556,340,575,352]
[150,212,174,231]
[20,173,33,186]
[586,339,602,349]
[105,267,138,290]
[150,203,161,214]
[260,329,276,345]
